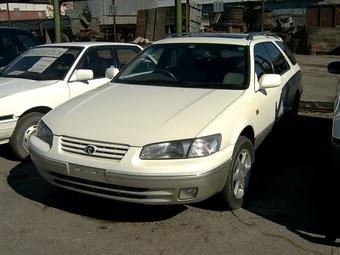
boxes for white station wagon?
[30,33,302,209]
[0,42,142,159]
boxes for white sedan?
[0,42,143,159]
[29,33,302,209]
[328,61,340,167]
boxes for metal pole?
[53,0,61,42]
[261,0,265,32]
[186,0,190,32]
[6,3,11,26]
[112,0,117,41]
[175,0,182,34]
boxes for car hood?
[45,84,244,146]
[0,77,57,99]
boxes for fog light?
[178,187,198,200]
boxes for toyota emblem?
[84,144,96,154]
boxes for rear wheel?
[220,136,254,210]
[10,112,44,160]
[287,94,300,130]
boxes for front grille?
[60,136,129,160]
[47,171,174,202]
[49,171,148,192]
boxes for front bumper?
[30,135,232,205]
[0,118,17,145]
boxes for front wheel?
[220,136,254,210]
[10,112,44,160]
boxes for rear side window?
[115,46,140,68]
[77,47,116,79]
[254,43,273,79]
[0,32,18,58]
[16,33,39,50]
[263,42,290,75]
[275,41,297,65]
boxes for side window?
[254,43,273,79]
[0,33,18,59]
[264,42,290,75]
[77,47,116,79]
[275,41,297,65]
[16,33,39,50]
[115,47,140,68]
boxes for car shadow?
[4,116,339,244]
[195,115,339,246]
[0,143,20,161]
[7,161,186,223]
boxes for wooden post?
[186,0,190,32]
[6,3,11,26]
[112,0,117,41]
[261,0,265,32]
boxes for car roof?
[0,26,32,33]
[37,42,141,48]
[155,32,281,46]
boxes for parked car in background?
[0,42,143,159]
[327,61,340,168]
[29,33,302,209]
[0,27,41,68]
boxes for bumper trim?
[31,150,231,205]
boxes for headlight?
[140,134,221,160]
[188,135,221,158]
[36,120,53,148]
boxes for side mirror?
[105,67,119,80]
[69,69,94,82]
[327,61,340,74]
[0,66,5,74]
[259,74,281,89]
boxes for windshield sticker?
[25,48,68,58]
[6,70,25,76]
[28,57,56,73]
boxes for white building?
[84,0,158,25]
[0,3,51,17]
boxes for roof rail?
[164,32,202,38]
[164,32,249,40]
[246,32,280,40]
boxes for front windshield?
[116,43,249,89]
[1,46,82,80]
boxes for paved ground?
[0,54,339,254]
[297,54,339,104]
[0,115,339,255]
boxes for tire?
[9,112,44,160]
[220,136,254,210]
[287,94,300,130]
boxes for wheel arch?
[239,126,255,145]
[230,124,255,146]
[18,106,52,119]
